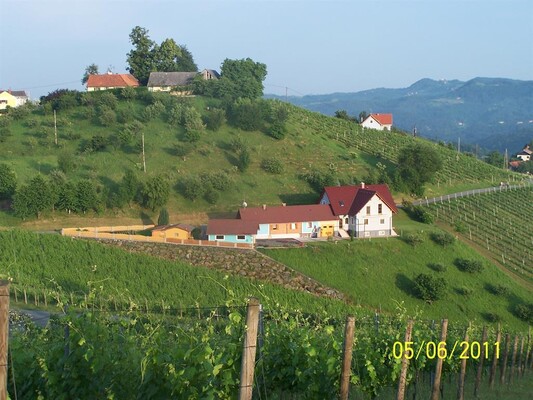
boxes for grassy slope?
[0,90,524,229]
[0,229,360,318]
[261,211,532,331]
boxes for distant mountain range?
[267,77,533,153]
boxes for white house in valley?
[516,145,532,161]
[361,113,393,131]
[319,183,397,238]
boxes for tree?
[516,160,533,174]
[76,180,100,213]
[127,26,156,85]
[358,111,368,123]
[485,150,504,167]
[142,175,170,211]
[157,207,170,225]
[334,110,355,122]
[204,108,226,131]
[13,175,54,219]
[0,163,17,200]
[397,144,442,196]
[118,170,140,206]
[82,63,99,85]
[57,181,77,214]
[126,26,197,85]
[219,58,267,99]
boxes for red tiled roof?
[86,73,140,88]
[207,219,259,235]
[238,204,336,224]
[509,161,522,168]
[322,184,398,215]
[152,223,195,232]
[370,113,393,126]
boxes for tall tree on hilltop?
[127,26,156,85]
[126,26,197,85]
[219,58,267,99]
[82,63,99,85]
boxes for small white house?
[361,113,393,131]
[516,145,532,161]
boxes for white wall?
[349,194,393,236]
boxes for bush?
[238,147,251,172]
[403,232,424,247]
[301,170,336,193]
[261,157,284,174]
[427,263,447,272]
[173,143,193,157]
[456,286,473,296]
[455,258,484,273]
[430,231,455,246]
[514,303,533,323]
[413,273,447,303]
[269,121,287,140]
[98,107,116,127]
[483,313,501,323]
[204,185,219,204]
[486,284,510,297]
[454,220,467,233]
[57,152,77,174]
[204,108,226,131]
[181,175,204,201]
[229,136,246,153]
[413,206,433,223]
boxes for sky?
[1,0,532,100]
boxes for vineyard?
[7,296,533,399]
[423,185,533,283]
[287,105,526,196]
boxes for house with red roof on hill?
[319,183,397,238]
[86,72,140,92]
[361,113,393,131]
[206,183,397,244]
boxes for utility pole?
[54,109,58,146]
[142,131,146,173]
[503,148,508,169]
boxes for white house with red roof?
[516,145,532,161]
[319,183,397,238]
[86,72,140,92]
[361,113,393,131]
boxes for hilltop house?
[207,204,339,244]
[151,224,195,240]
[147,69,220,93]
[361,113,393,131]
[86,72,140,92]
[516,145,532,161]
[318,183,397,238]
[0,90,28,110]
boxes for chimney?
[282,203,286,207]
[262,204,266,210]
[361,182,365,189]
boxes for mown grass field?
[0,89,525,229]
[261,215,532,331]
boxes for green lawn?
[261,227,532,330]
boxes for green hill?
[0,88,524,227]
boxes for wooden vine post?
[473,326,487,397]
[340,316,355,400]
[488,326,501,388]
[238,298,260,400]
[457,327,469,400]
[431,319,448,400]
[0,281,10,400]
[396,320,413,400]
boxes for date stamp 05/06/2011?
[392,341,500,361]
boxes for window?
[272,224,278,230]
[307,222,312,228]
[364,219,368,225]
[378,204,383,214]
[291,223,297,230]
[366,206,371,215]
[215,235,224,240]
[345,218,349,224]
[380,219,385,224]
[237,235,245,240]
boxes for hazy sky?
[1,0,532,99]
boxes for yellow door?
[320,224,334,237]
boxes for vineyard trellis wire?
[419,184,533,282]
[6,293,533,400]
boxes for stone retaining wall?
[91,238,345,301]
